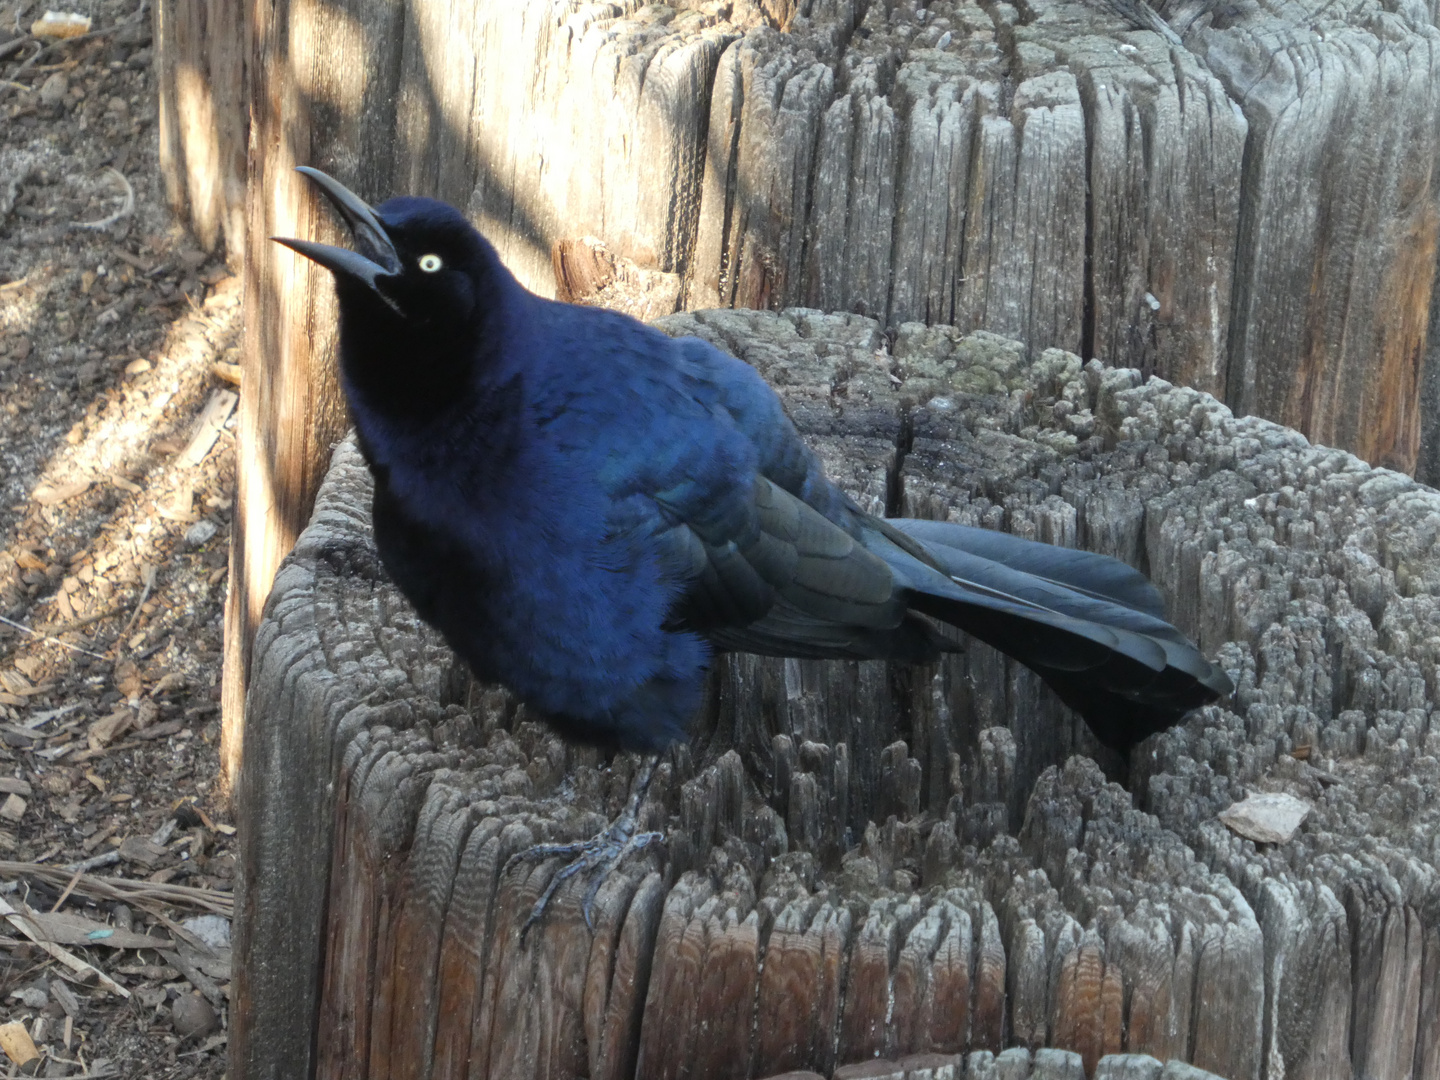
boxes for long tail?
[861,517,1232,752]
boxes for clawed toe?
[508,825,663,938]
[506,755,663,940]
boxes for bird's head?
[274,167,497,332]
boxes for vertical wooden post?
[153,0,247,260]
[226,1,408,1072]
[219,0,406,793]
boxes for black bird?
[277,168,1231,915]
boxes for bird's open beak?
[272,167,402,299]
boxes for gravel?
[1,3,236,1075]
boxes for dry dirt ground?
[2,2,236,1076]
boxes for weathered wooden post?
[153,0,247,262]
[199,0,1440,795]
[150,0,1440,1075]
[236,309,1440,1080]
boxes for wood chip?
[8,682,53,698]
[114,658,143,699]
[48,979,82,1019]
[117,835,166,869]
[158,483,195,522]
[132,718,184,741]
[112,250,152,273]
[0,778,31,797]
[161,949,224,1008]
[31,481,90,506]
[0,794,25,822]
[87,707,134,750]
[30,12,90,37]
[0,1021,38,1066]
[180,389,237,467]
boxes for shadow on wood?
[235,310,1440,1080]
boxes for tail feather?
[861,518,1232,751]
[888,518,1169,619]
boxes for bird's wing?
[563,325,918,655]
[653,476,918,650]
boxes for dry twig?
[0,614,107,661]
[0,860,233,917]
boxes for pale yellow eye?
[418,254,443,273]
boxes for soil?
[1,2,237,1076]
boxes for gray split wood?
[378,0,1440,481]
[235,309,1440,1080]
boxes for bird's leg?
[506,754,664,940]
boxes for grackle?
[277,168,1231,919]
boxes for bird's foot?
[506,756,663,940]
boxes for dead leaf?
[11,657,41,680]
[0,1020,37,1065]
[0,670,33,695]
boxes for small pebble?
[181,914,230,951]
[38,73,69,109]
[170,992,217,1039]
[1219,791,1311,844]
[183,519,218,548]
[9,986,47,1009]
